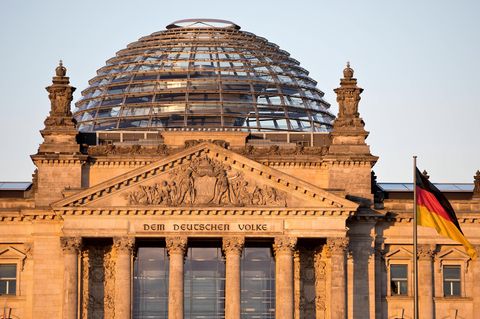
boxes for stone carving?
[417,244,436,260]
[185,139,229,149]
[60,236,82,254]
[222,236,245,255]
[81,243,115,319]
[326,237,349,257]
[112,237,135,254]
[124,155,287,207]
[166,236,188,255]
[240,144,328,156]
[273,236,297,256]
[296,248,316,319]
[473,170,480,199]
[87,143,169,156]
[314,247,327,318]
[44,61,77,129]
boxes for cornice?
[52,206,356,217]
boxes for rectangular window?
[0,264,16,295]
[390,264,408,295]
[443,265,461,297]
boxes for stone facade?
[0,62,479,319]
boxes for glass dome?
[74,19,335,132]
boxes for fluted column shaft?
[273,236,297,319]
[114,237,135,319]
[166,236,188,319]
[327,237,349,319]
[418,245,435,319]
[223,237,245,319]
[60,237,81,319]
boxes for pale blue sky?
[0,0,479,182]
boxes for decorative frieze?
[112,237,135,254]
[60,236,82,254]
[166,236,188,255]
[222,236,245,255]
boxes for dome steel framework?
[74,19,335,132]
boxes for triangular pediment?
[0,246,26,261]
[53,142,358,211]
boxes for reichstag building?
[0,19,479,319]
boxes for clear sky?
[0,0,479,183]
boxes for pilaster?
[166,236,187,319]
[273,236,297,319]
[113,237,135,319]
[417,244,435,319]
[60,236,81,319]
[222,236,245,319]
[326,237,349,319]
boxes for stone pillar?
[166,236,188,319]
[473,245,480,314]
[60,236,81,319]
[113,237,135,319]
[417,244,435,319]
[327,237,349,319]
[222,236,245,319]
[273,236,297,319]
[314,246,327,319]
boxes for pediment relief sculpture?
[124,155,287,207]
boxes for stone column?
[60,236,82,319]
[473,245,480,314]
[222,236,245,319]
[417,244,435,319]
[273,236,297,319]
[166,236,188,319]
[326,237,349,319]
[113,237,135,319]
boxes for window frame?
[389,263,409,296]
[0,245,27,297]
[442,264,461,297]
[0,264,17,296]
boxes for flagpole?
[413,156,419,319]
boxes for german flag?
[416,168,477,259]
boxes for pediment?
[53,142,358,211]
[437,247,470,261]
[385,247,413,260]
[0,246,26,260]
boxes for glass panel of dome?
[122,107,151,116]
[81,110,97,121]
[101,98,123,107]
[106,85,128,95]
[189,104,221,114]
[155,93,185,102]
[134,74,157,81]
[118,119,149,129]
[112,75,131,83]
[97,107,120,118]
[94,120,118,130]
[125,95,153,104]
[78,122,93,131]
[129,84,155,93]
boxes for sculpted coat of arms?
[125,156,286,207]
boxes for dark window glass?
[184,247,225,319]
[390,264,408,295]
[133,247,168,319]
[443,265,461,297]
[125,95,153,104]
[241,247,275,319]
[0,264,16,295]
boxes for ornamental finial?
[343,61,354,79]
[56,60,67,77]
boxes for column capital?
[417,244,436,260]
[166,236,188,255]
[326,237,349,257]
[273,236,297,256]
[113,236,135,254]
[60,236,82,254]
[222,236,245,255]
